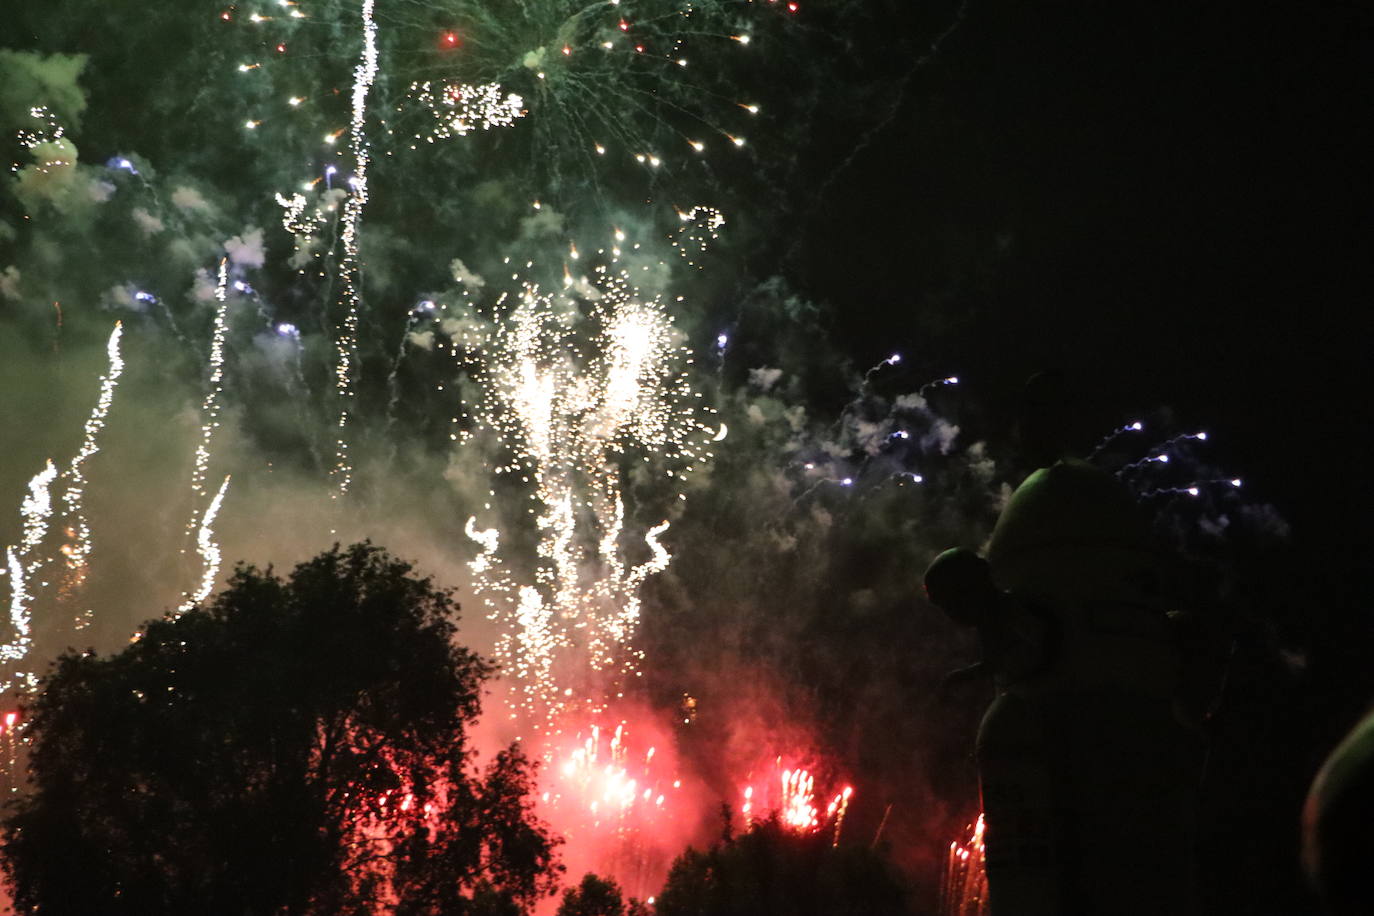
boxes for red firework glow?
[740,757,855,844]
[544,720,683,830]
[533,710,699,902]
[942,813,989,916]
[521,705,856,903]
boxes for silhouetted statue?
[1304,708,1374,916]
[925,375,1201,916]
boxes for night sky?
[798,0,1371,624]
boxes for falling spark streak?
[186,263,229,544]
[826,785,854,847]
[2,549,31,680]
[19,462,58,560]
[0,461,62,686]
[942,814,989,916]
[178,475,231,614]
[59,321,126,594]
[331,0,379,498]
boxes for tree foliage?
[2,543,559,915]
[555,873,650,916]
[653,816,910,916]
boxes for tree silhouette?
[654,816,910,916]
[555,873,650,916]
[2,543,559,915]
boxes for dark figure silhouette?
[925,376,1202,916]
[1304,709,1374,915]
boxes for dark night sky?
[797,1,1371,608]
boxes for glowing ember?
[942,813,989,916]
[782,768,818,830]
[544,719,680,830]
[1,710,21,798]
[740,759,854,845]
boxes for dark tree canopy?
[555,873,650,916]
[653,816,910,916]
[2,542,559,916]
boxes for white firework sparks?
[178,475,231,615]
[60,321,126,595]
[186,262,229,531]
[0,461,62,689]
[330,0,380,498]
[405,81,526,144]
[19,461,59,561]
[2,548,32,681]
[2,324,125,688]
[463,245,713,728]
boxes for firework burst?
[457,241,713,730]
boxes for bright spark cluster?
[403,81,525,144]
[942,813,989,916]
[672,206,725,269]
[463,245,714,729]
[11,106,70,177]
[740,760,855,845]
[545,721,680,828]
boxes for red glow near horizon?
[532,711,695,903]
[740,757,854,845]
[440,31,460,49]
[523,704,856,901]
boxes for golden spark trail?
[186,261,229,541]
[1,549,31,684]
[20,461,59,560]
[178,475,231,614]
[330,0,379,498]
[59,321,125,601]
[1,460,63,689]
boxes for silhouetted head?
[924,547,997,626]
